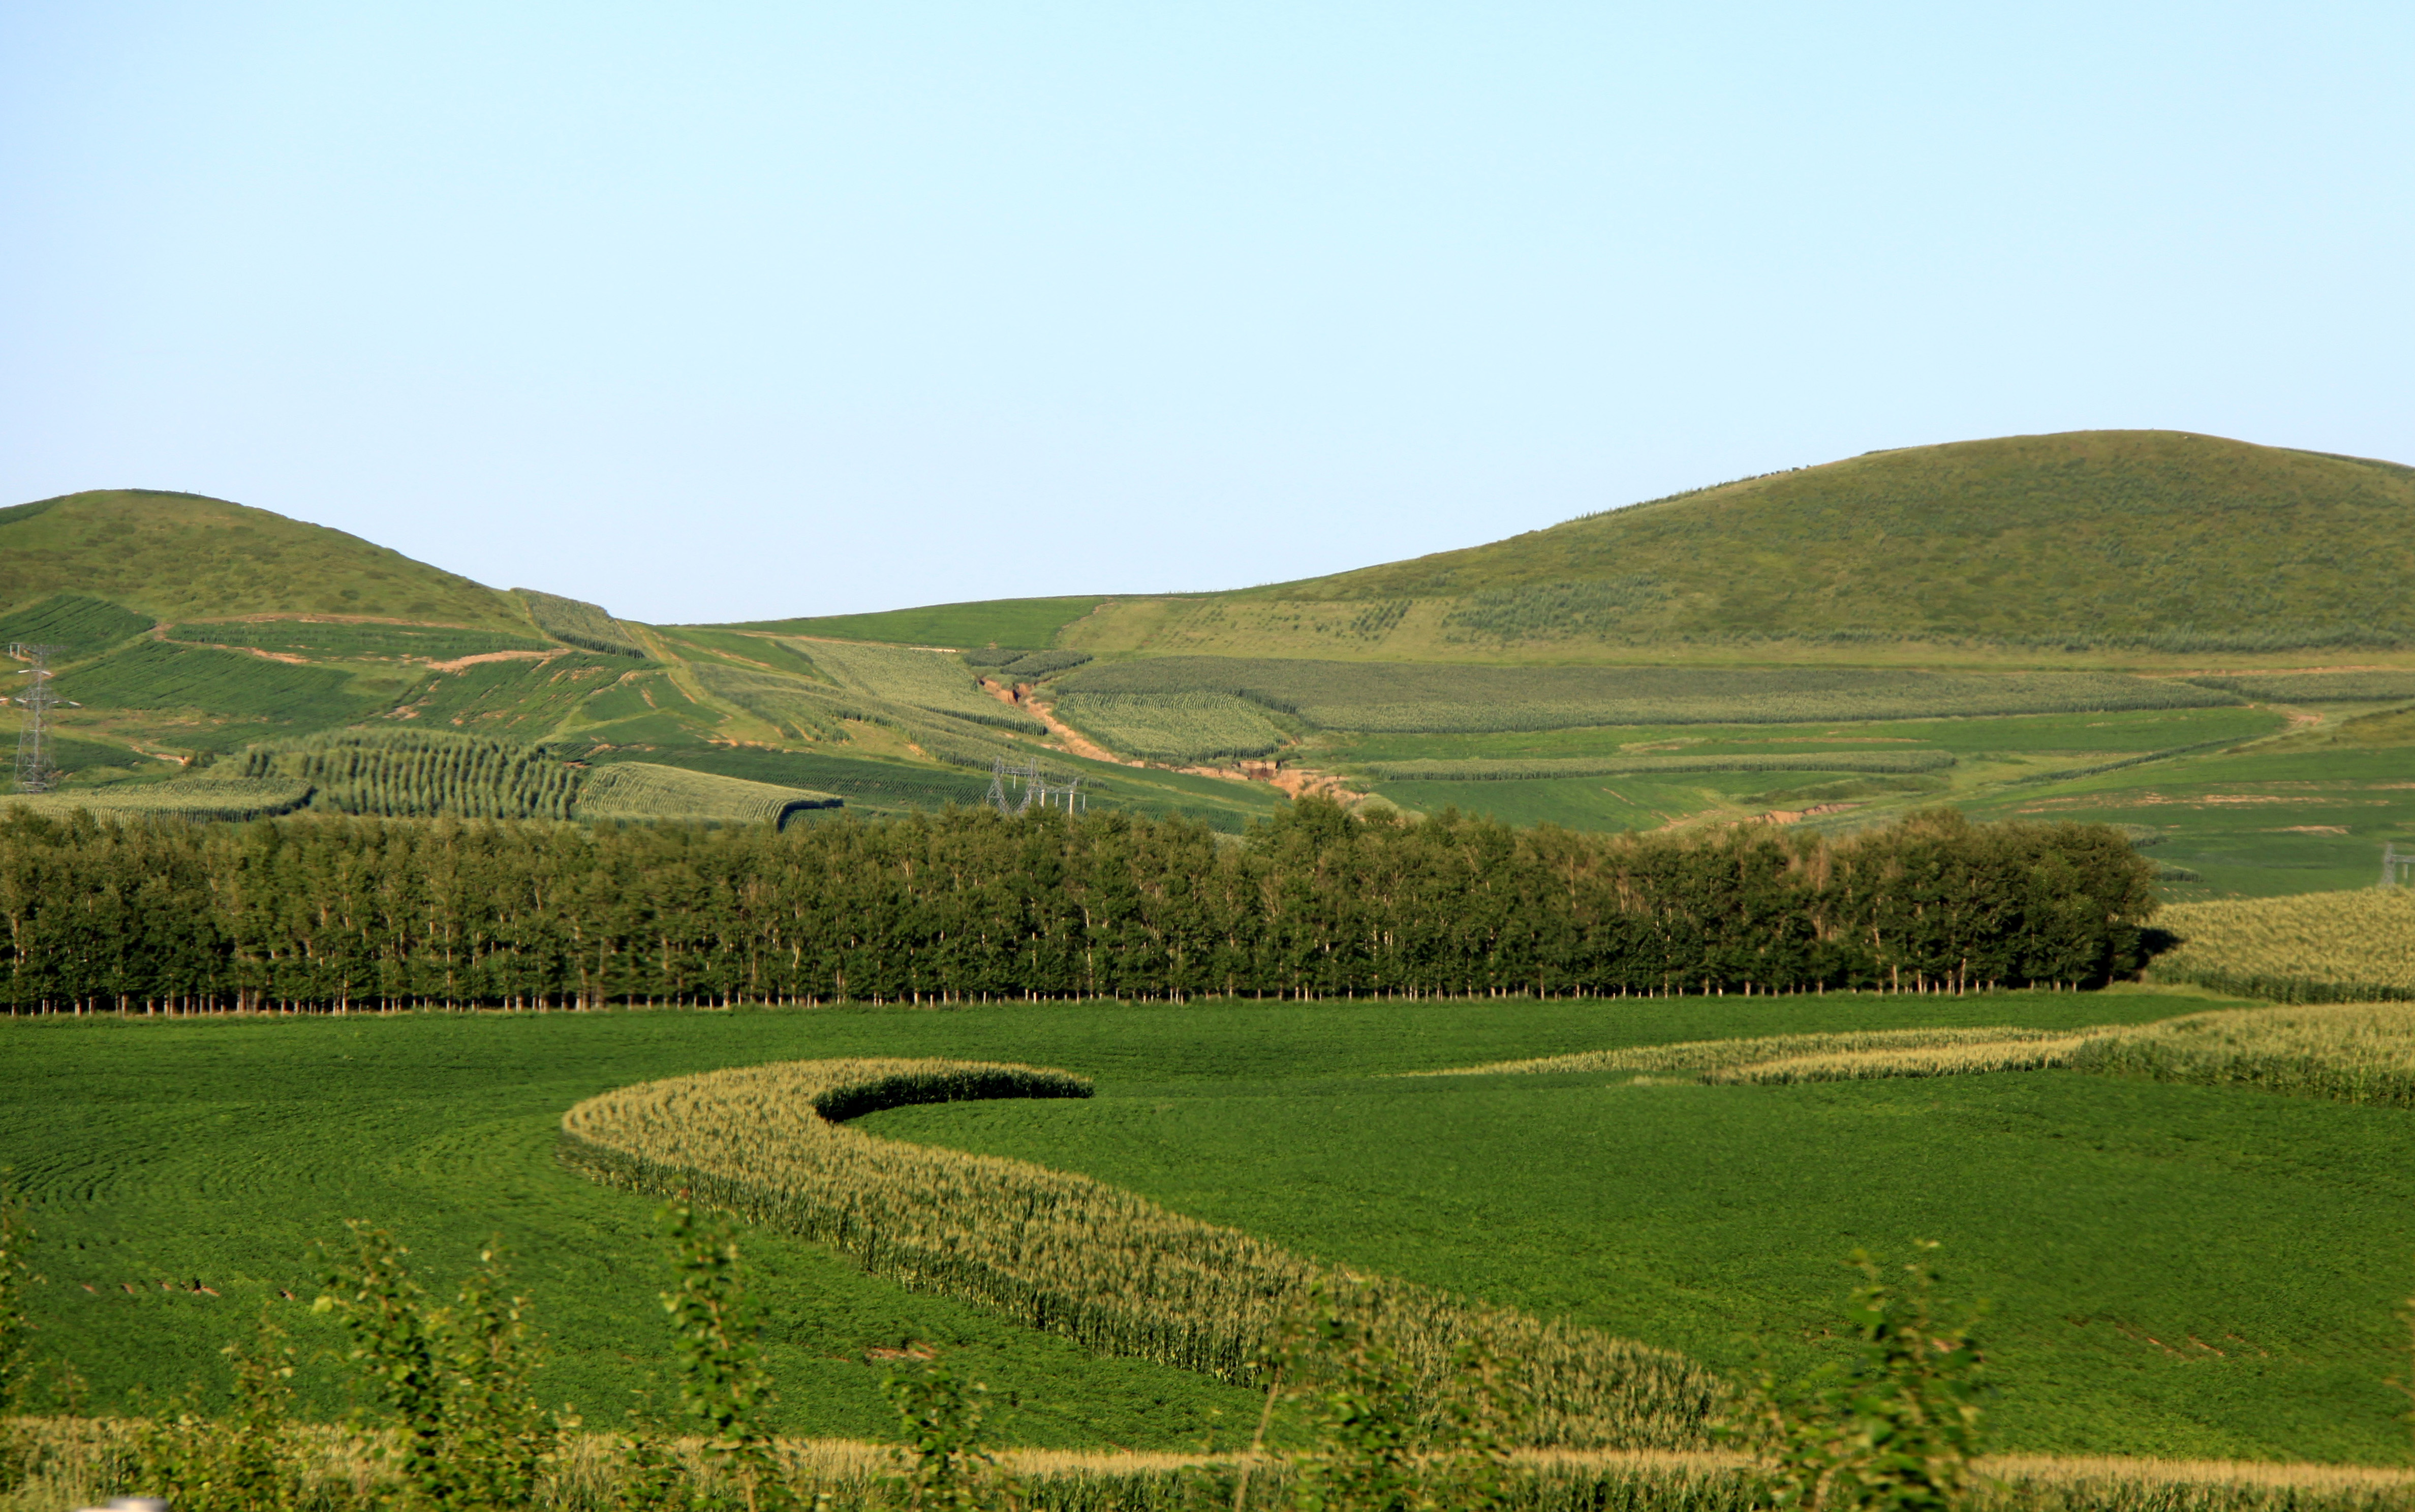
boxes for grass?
[517,590,649,659]
[53,642,367,725]
[167,621,552,661]
[7,985,2408,1465]
[574,761,839,826]
[1054,659,2240,734]
[1355,751,1958,782]
[1248,431,2415,653]
[0,491,529,630]
[713,597,1111,649]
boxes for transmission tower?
[988,755,1086,816]
[2385,842,2415,888]
[9,643,65,795]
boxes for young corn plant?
[1727,1244,1988,1512]
[657,1196,788,1512]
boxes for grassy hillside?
[720,596,1111,649]
[0,490,530,630]
[1253,431,2415,651]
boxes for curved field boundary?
[560,1058,1719,1449]
[1418,1026,2097,1083]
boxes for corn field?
[2068,1003,2415,1108]
[560,1058,1723,1449]
[1425,1026,2096,1084]
[574,761,839,828]
[2151,890,2415,1002]
[1049,691,1288,763]
[0,776,312,824]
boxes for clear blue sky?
[4,3,2409,624]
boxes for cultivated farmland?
[573,760,838,828]
[239,726,582,820]
[785,638,1047,734]
[2150,889,2415,1001]
[563,1058,1715,1447]
[53,640,365,723]
[1048,690,1288,763]
[1051,659,2241,733]
[12,987,2410,1461]
[168,620,552,661]
[517,589,651,658]
[0,594,153,655]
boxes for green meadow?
[9,985,2410,1463]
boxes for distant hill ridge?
[1230,430,2415,653]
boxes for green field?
[167,620,552,661]
[9,984,2409,1463]
[0,492,532,630]
[1052,659,2240,734]
[54,641,369,725]
[717,596,1111,649]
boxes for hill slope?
[0,490,529,629]
[1041,432,2415,663]
[1272,431,2415,646]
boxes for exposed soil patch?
[424,650,563,675]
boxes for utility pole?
[8,643,64,795]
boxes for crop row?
[0,594,153,656]
[240,727,582,821]
[1358,751,1958,782]
[53,641,364,723]
[2149,889,2415,1002]
[516,589,650,658]
[0,804,2152,1010]
[785,639,1047,734]
[0,775,312,824]
[2182,670,2415,703]
[562,1057,1718,1449]
[1055,658,2241,732]
[1050,691,1287,763]
[170,620,552,661]
[576,761,838,827]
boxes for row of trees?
[0,799,2157,1012]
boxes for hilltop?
[0,490,533,630]
[886,431,2415,666]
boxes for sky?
[4,3,2410,625]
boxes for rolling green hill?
[0,490,532,629]
[1042,432,2415,666]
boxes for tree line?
[0,799,2156,1013]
